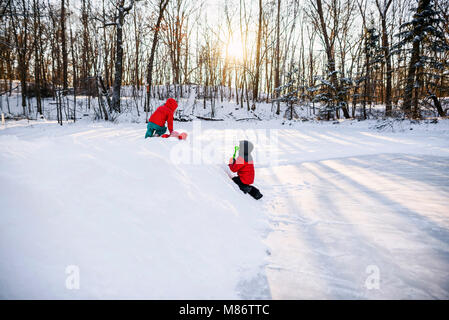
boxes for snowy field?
[0,118,448,299]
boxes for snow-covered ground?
[3,84,445,123]
[0,118,448,299]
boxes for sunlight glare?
[225,39,244,62]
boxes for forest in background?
[0,0,448,124]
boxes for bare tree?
[110,0,135,113]
[275,0,280,115]
[253,0,263,103]
[145,0,169,121]
[376,0,393,116]
[10,0,30,117]
[61,0,68,94]
[308,0,351,119]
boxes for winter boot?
[249,186,263,200]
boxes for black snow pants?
[232,176,263,200]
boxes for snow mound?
[0,123,270,299]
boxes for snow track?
[0,119,448,299]
[261,154,449,299]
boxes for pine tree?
[360,25,382,119]
[274,67,299,120]
[395,0,449,118]
[312,67,352,121]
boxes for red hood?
[165,98,178,112]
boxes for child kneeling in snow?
[229,140,263,200]
[145,98,178,138]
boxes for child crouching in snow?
[229,140,263,200]
[145,98,178,138]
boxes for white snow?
[262,154,449,299]
[1,118,449,299]
[0,120,270,299]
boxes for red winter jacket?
[229,156,255,185]
[149,98,178,133]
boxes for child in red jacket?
[145,98,178,138]
[229,140,263,200]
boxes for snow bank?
[0,122,270,299]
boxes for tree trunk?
[383,17,392,117]
[403,0,430,118]
[253,0,263,103]
[315,0,350,119]
[376,0,393,116]
[429,92,445,117]
[33,0,42,115]
[69,11,77,122]
[82,0,90,90]
[111,3,125,113]
[61,0,68,94]
[12,0,29,117]
[145,0,169,121]
[275,0,280,115]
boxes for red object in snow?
[148,98,178,133]
[228,156,255,185]
[160,131,188,140]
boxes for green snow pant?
[145,122,167,138]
